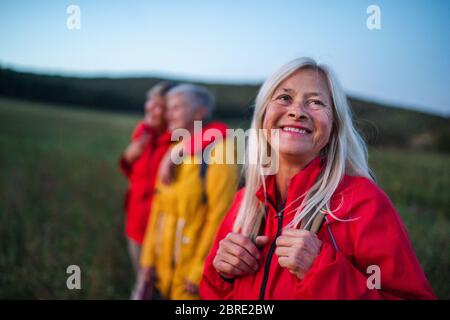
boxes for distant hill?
[0,67,448,151]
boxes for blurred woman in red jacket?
[119,82,175,273]
[200,58,435,300]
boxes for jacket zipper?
[259,201,284,300]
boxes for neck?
[186,119,210,136]
[144,119,164,133]
[275,153,317,202]
[155,125,165,133]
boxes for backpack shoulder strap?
[200,154,208,204]
[300,210,339,252]
[300,207,325,234]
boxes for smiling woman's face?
[145,95,166,129]
[262,68,334,163]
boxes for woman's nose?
[287,103,308,120]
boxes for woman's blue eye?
[308,99,325,106]
[277,94,292,103]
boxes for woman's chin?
[276,144,319,161]
[278,143,310,155]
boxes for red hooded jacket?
[119,121,229,245]
[119,122,172,244]
[200,157,436,300]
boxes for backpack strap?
[300,207,325,234]
[309,212,325,234]
[300,209,339,252]
[324,216,340,252]
[200,154,208,204]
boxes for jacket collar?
[185,121,229,154]
[155,131,173,146]
[255,156,324,218]
[139,122,172,148]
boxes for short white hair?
[167,83,215,119]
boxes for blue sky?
[0,0,449,115]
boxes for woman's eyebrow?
[272,87,295,97]
[281,88,295,94]
[303,92,324,99]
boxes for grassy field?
[0,96,448,299]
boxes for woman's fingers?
[214,232,263,277]
[220,241,259,271]
[139,132,150,145]
[227,233,261,259]
[275,228,323,279]
[219,251,255,273]
[255,235,269,248]
[277,256,291,269]
[274,246,291,257]
[276,235,292,247]
[221,235,260,271]
[281,228,311,238]
[277,229,317,249]
[213,258,245,277]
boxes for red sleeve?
[199,189,244,300]
[118,122,156,178]
[294,179,436,300]
[131,121,147,140]
[118,155,132,177]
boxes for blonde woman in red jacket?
[200,58,435,300]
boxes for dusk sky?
[0,0,449,115]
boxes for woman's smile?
[279,125,313,136]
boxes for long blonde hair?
[233,57,373,237]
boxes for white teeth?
[282,127,308,134]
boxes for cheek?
[177,109,188,123]
[146,100,155,111]
[313,111,333,143]
[262,105,281,130]
[155,107,163,117]
[179,109,188,120]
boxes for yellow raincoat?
[140,138,238,299]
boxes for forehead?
[147,95,164,103]
[167,93,188,105]
[275,68,330,96]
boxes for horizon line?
[1,61,449,118]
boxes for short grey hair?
[167,83,215,119]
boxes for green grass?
[0,96,448,299]
[0,97,139,299]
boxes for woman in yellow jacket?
[139,84,239,299]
